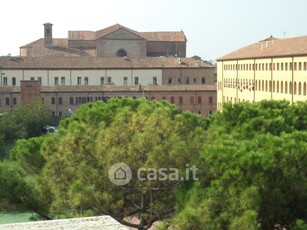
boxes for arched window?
[209,96,213,104]
[303,82,307,95]
[197,96,202,104]
[190,96,194,104]
[289,81,292,94]
[5,97,9,106]
[276,81,279,93]
[58,97,63,105]
[285,81,288,94]
[51,97,55,104]
[179,96,183,104]
[298,82,302,95]
[281,81,283,93]
[12,97,17,105]
[171,96,175,103]
[117,49,127,57]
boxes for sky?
[0,0,306,61]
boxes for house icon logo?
[114,167,126,180]
[108,163,132,186]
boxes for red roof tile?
[0,57,213,69]
[217,35,307,61]
[20,39,96,57]
[140,32,186,42]
[68,31,96,40]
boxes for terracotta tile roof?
[68,31,96,40]
[20,38,96,57]
[140,32,187,42]
[217,35,307,61]
[96,24,142,39]
[0,57,213,69]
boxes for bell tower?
[43,22,53,47]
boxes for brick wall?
[20,80,41,103]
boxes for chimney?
[43,22,53,47]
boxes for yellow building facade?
[217,36,307,110]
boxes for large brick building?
[20,23,187,58]
[0,56,216,116]
[0,23,216,118]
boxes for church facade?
[20,23,187,58]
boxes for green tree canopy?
[172,100,307,230]
[0,98,50,143]
[39,98,208,229]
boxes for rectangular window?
[38,77,42,83]
[281,63,284,71]
[202,77,205,84]
[69,97,74,105]
[54,77,58,85]
[168,77,172,84]
[30,77,35,80]
[290,63,293,71]
[304,62,307,71]
[153,76,157,85]
[100,77,105,85]
[123,77,128,85]
[277,63,279,71]
[294,62,297,71]
[285,63,288,71]
[186,77,190,84]
[84,77,88,85]
[3,77,7,85]
[299,62,302,71]
[134,77,139,85]
[61,77,65,85]
[12,77,16,86]
[77,77,82,85]
[107,77,112,84]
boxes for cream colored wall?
[48,70,71,86]
[1,70,23,86]
[0,69,163,87]
[131,69,162,86]
[218,56,307,110]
